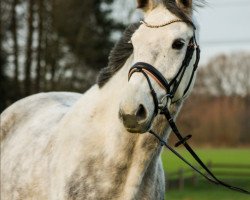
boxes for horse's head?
[119,0,200,133]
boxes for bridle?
[128,19,250,195]
[129,19,200,116]
[128,37,199,116]
[128,19,200,119]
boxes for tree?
[35,0,45,92]
[0,0,13,111]
[10,0,20,96]
[1,0,124,111]
[175,52,250,147]
[194,53,250,97]
[24,0,35,96]
[53,0,123,70]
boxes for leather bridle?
[128,20,250,195]
[128,36,199,114]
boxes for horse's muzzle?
[119,104,152,133]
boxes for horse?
[0,0,201,199]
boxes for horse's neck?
[93,57,167,198]
[62,55,171,160]
[60,53,183,162]
[53,56,180,199]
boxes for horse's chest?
[64,155,163,200]
[65,156,130,200]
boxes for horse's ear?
[176,0,193,14]
[137,0,157,11]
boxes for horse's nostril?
[135,104,147,122]
[119,104,150,133]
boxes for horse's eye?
[172,39,185,50]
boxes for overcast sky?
[196,0,250,64]
[112,0,250,65]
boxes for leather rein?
[128,20,250,195]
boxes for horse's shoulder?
[0,92,82,143]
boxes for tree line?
[0,1,249,146]
[173,53,250,147]
[0,0,123,111]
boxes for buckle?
[175,135,192,147]
[158,94,173,111]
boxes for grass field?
[161,148,250,200]
[165,178,250,200]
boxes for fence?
[165,161,250,190]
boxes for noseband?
[127,20,250,195]
[129,36,199,114]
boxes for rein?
[150,108,250,195]
[128,20,250,195]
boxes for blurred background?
[0,0,249,199]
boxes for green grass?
[165,178,250,200]
[161,148,250,173]
[161,148,250,200]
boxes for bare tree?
[24,0,35,96]
[0,0,4,89]
[194,53,250,97]
[10,0,20,96]
[35,0,44,92]
[0,0,3,67]
[1,0,122,111]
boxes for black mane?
[97,23,140,87]
[97,0,203,87]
